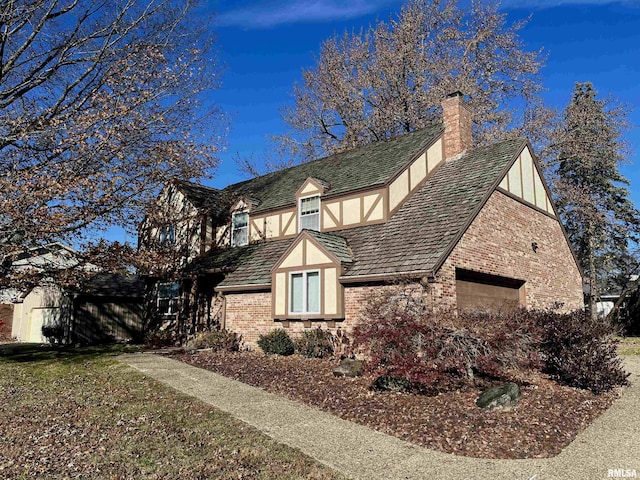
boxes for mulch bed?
[170,350,621,459]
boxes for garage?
[455,269,525,312]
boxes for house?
[141,93,584,345]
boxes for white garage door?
[27,307,60,343]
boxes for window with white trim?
[299,195,320,232]
[231,211,249,247]
[157,282,179,316]
[289,271,320,314]
[159,224,176,245]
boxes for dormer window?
[231,211,249,247]
[299,195,320,232]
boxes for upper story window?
[299,195,320,232]
[289,271,320,314]
[231,211,249,247]
[159,224,176,246]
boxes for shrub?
[145,329,175,348]
[536,310,629,394]
[41,323,65,344]
[186,330,242,352]
[295,328,334,358]
[352,285,499,394]
[257,328,295,356]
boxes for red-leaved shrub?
[536,310,629,394]
[353,284,628,395]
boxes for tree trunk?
[588,237,598,321]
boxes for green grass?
[0,344,343,479]
[617,336,640,355]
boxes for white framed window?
[159,224,176,245]
[289,270,320,315]
[231,211,249,247]
[157,282,179,316]
[299,195,320,232]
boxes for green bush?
[295,328,335,358]
[186,330,241,352]
[257,328,295,356]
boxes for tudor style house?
[140,93,584,344]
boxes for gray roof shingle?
[305,230,353,264]
[223,124,443,214]
[340,137,526,277]
[183,134,526,288]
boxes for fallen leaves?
[173,350,621,459]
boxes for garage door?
[455,269,525,313]
[27,307,60,343]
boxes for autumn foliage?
[352,285,628,395]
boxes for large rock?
[476,382,521,409]
[333,358,364,378]
[371,375,411,392]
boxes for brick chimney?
[441,92,472,160]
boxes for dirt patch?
[172,350,621,459]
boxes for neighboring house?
[3,243,143,344]
[2,243,85,342]
[141,93,584,345]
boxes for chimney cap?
[446,91,464,98]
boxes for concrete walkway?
[119,353,640,480]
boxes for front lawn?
[0,345,343,479]
[617,337,640,355]
[172,350,620,459]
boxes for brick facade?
[225,286,391,348]
[221,190,583,348]
[0,304,14,341]
[432,190,583,311]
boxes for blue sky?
[111,0,640,242]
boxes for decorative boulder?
[476,382,521,410]
[333,358,364,378]
[371,375,411,392]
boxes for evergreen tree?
[554,82,639,319]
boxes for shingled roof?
[340,137,527,278]
[172,180,227,212]
[183,135,526,288]
[223,123,443,214]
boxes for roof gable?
[271,230,353,273]
[341,137,527,279]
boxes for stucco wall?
[432,190,583,311]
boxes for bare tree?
[277,0,549,162]
[0,0,224,280]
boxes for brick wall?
[0,304,14,341]
[221,190,583,348]
[224,285,400,349]
[433,190,583,311]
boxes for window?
[157,282,179,316]
[231,211,249,247]
[299,195,320,232]
[159,224,176,245]
[289,271,320,314]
